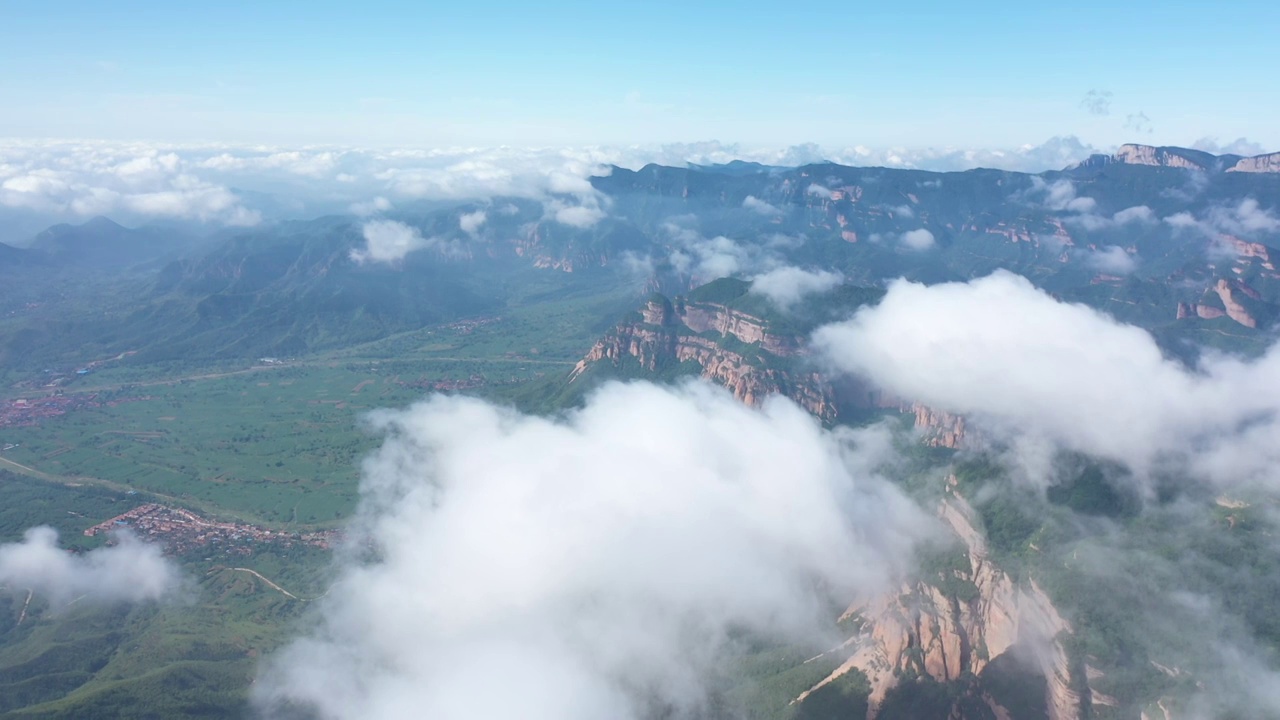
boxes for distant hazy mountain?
[0,240,46,269]
[3,147,1279,368]
[30,216,197,269]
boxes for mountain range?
[2,142,1280,719]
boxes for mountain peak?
[82,215,127,231]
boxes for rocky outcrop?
[1219,235,1277,271]
[1227,151,1280,173]
[909,403,967,448]
[1212,278,1258,328]
[1075,144,1278,174]
[1176,278,1262,328]
[569,299,838,421]
[1176,302,1225,321]
[797,487,1082,720]
[1112,144,1211,171]
[679,304,800,356]
[574,297,971,437]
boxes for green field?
[0,279,635,531]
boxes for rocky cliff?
[1081,143,1280,174]
[796,483,1087,720]
[908,402,967,449]
[569,297,839,420]
[572,290,974,444]
[1227,151,1280,173]
[1176,277,1269,329]
[1111,144,1216,171]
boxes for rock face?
[1176,278,1263,328]
[1079,143,1279,174]
[1228,151,1280,173]
[1112,144,1213,171]
[569,298,839,421]
[797,487,1083,720]
[573,295,973,443]
[909,402,967,448]
[1211,278,1259,328]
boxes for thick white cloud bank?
[253,381,931,720]
[0,526,180,604]
[812,271,1280,490]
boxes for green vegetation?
[2,159,1280,718]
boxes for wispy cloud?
[0,526,181,604]
[1079,89,1113,116]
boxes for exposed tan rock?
[1219,235,1276,270]
[986,222,1034,243]
[1176,301,1229,321]
[1212,278,1258,328]
[1113,144,1206,170]
[798,491,1082,720]
[680,304,799,356]
[569,299,836,420]
[1227,152,1280,173]
[909,403,967,448]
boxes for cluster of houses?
[83,503,339,555]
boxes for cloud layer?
[254,381,931,720]
[813,271,1280,491]
[0,137,1148,243]
[0,526,180,604]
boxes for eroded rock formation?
[796,487,1085,720]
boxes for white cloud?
[1164,211,1201,231]
[552,203,607,228]
[0,142,260,226]
[661,220,782,282]
[458,209,487,235]
[1067,205,1158,232]
[1083,245,1138,274]
[0,526,180,604]
[350,196,392,216]
[0,137,1146,242]
[1191,137,1268,157]
[805,184,834,200]
[350,220,431,265]
[1212,198,1280,235]
[1027,177,1096,213]
[0,137,1112,234]
[1163,198,1280,239]
[253,381,931,720]
[1112,205,1155,225]
[811,271,1280,491]
[742,195,782,216]
[899,228,935,251]
[750,267,843,309]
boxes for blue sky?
[3,0,1278,149]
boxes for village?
[0,393,104,428]
[0,392,150,428]
[83,503,340,556]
